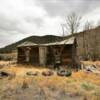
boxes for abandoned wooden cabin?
[17,37,77,67]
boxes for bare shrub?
[22,81,29,89]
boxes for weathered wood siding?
[39,47,47,66]
[46,47,54,65]
[17,39,77,67]
[30,47,39,64]
[61,45,73,65]
[76,28,100,59]
[17,48,26,63]
[17,46,39,64]
[46,44,77,66]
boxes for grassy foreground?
[0,61,100,100]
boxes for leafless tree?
[65,12,82,34]
[61,24,66,37]
[83,21,94,31]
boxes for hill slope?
[0,26,100,54]
[0,35,63,53]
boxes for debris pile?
[81,64,100,74]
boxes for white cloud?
[0,0,100,47]
[0,0,47,34]
[0,0,64,47]
[83,7,100,22]
[37,16,63,35]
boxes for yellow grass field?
[0,61,100,100]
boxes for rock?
[0,71,16,80]
[0,71,9,78]
[26,71,39,76]
[42,70,54,76]
[65,70,72,77]
[57,69,66,76]
[57,70,72,77]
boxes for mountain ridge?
[0,35,64,53]
[0,26,100,53]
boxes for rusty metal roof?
[17,41,38,47]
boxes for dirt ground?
[0,61,100,100]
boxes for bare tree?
[61,24,66,37]
[65,12,82,34]
[83,21,94,31]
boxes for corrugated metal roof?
[43,37,75,46]
[17,37,75,47]
[17,41,38,47]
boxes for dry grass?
[0,61,11,65]
[0,61,100,100]
[0,52,17,57]
[0,52,17,61]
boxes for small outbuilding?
[17,37,78,68]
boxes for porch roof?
[17,41,38,47]
[43,37,75,46]
[17,37,75,47]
